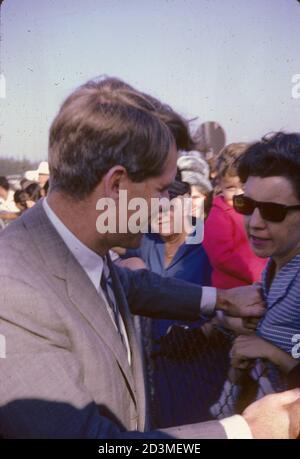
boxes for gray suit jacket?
[0,201,226,439]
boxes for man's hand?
[242,389,300,439]
[213,313,254,336]
[216,284,265,319]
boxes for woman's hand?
[231,335,298,373]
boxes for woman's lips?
[250,235,271,248]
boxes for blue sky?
[0,0,299,161]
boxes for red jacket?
[203,195,267,288]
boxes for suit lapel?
[66,254,135,392]
[22,201,136,402]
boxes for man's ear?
[102,165,127,199]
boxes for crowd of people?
[0,161,49,226]
[0,76,299,439]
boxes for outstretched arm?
[117,266,265,321]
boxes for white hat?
[37,161,49,175]
[24,170,39,181]
[177,153,212,193]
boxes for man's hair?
[238,132,300,200]
[93,76,194,151]
[49,77,175,199]
[216,142,249,179]
[0,176,10,191]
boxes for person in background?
[0,176,19,227]
[0,176,19,213]
[23,182,42,205]
[177,151,213,219]
[13,190,31,214]
[14,182,42,214]
[203,143,267,289]
[120,169,232,428]
[36,161,50,197]
[210,132,300,418]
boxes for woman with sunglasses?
[210,132,300,419]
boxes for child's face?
[219,175,244,207]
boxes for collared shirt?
[258,252,300,357]
[43,198,131,364]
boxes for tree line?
[0,157,39,176]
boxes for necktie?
[100,257,132,365]
[100,258,123,342]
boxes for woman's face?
[158,194,190,237]
[244,175,300,270]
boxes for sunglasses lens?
[233,195,289,222]
[233,195,254,215]
[260,204,286,222]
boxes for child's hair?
[216,143,248,180]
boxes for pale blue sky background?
[0,0,299,161]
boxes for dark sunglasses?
[233,194,300,223]
[168,180,190,200]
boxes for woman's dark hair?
[24,182,42,202]
[238,132,300,200]
[14,190,30,208]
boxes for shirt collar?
[43,198,103,291]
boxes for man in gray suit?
[0,77,299,439]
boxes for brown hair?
[48,77,174,199]
[91,76,194,150]
[216,142,249,179]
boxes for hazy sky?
[0,0,299,161]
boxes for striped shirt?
[257,252,300,358]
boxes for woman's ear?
[102,166,127,199]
